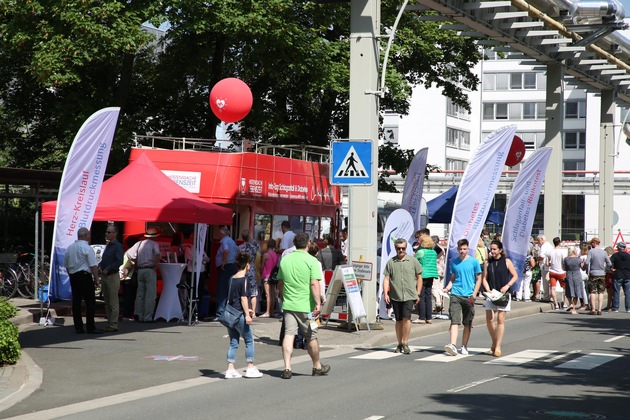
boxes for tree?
[378,142,441,192]
[0,0,166,171]
[0,1,480,174]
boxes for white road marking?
[351,350,401,360]
[350,346,431,359]
[604,335,628,343]
[543,349,580,363]
[363,416,385,420]
[8,347,356,420]
[448,375,508,393]
[417,347,487,362]
[484,349,556,366]
[556,352,622,370]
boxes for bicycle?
[0,264,18,298]
[13,253,50,299]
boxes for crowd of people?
[63,221,629,379]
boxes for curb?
[0,351,42,413]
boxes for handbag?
[491,293,510,307]
[218,277,243,329]
[488,260,510,307]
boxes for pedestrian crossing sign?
[330,140,373,185]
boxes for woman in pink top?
[259,239,279,318]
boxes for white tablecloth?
[154,263,186,321]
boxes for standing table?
[154,263,186,322]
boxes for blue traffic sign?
[330,140,373,185]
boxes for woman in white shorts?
[482,240,518,357]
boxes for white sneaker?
[444,343,457,356]
[244,367,263,378]
[460,346,469,355]
[225,369,242,379]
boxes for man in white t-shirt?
[546,237,567,310]
[340,228,348,263]
[279,221,295,251]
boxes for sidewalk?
[0,297,549,414]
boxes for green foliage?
[378,143,442,192]
[0,297,18,320]
[0,298,20,366]
[0,320,21,366]
[0,1,479,179]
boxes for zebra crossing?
[349,346,622,370]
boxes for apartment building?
[383,50,630,242]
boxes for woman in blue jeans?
[224,253,263,379]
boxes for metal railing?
[132,135,331,163]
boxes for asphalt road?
[6,311,628,420]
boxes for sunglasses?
[396,247,406,251]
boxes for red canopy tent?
[41,153,232,224]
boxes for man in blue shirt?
[442,239,483,356]
[98,225,124,332]
[215,227,238,318]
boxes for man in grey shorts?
[277,233,330,379]
[442,239,483,356]
[383,238,423,354]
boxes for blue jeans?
[612,278,630,311]
[215,263,236,317]
[226,315,254,364]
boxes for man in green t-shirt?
[277,232,330,379]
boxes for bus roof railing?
[132,135,331,163]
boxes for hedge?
[0,297,22,366]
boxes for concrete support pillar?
[599,91,615,246]
[542,63,563,239]
[349,0,380,323]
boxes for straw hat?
[144,227,160,238]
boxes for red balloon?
[505,135,526,167]
[209,78,253,123]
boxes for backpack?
[269,265,280,283]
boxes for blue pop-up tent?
[426,185,504,225]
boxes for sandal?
[588,311,596,315]
[259,313,270,318]
[412,319,425,324]
[597,311,602,315]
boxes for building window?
[523,103,536,119]
[446,128,471,150]
[518,132,542,150]
[496,103,508,119]
[484,72,541,90]
[483,102,546,120]
[446,99,471,120]
[446,158,467,175]
[563,132,586,149]
[510,72,524,90]
[562,195,585,241]
[509,103,522,119]
[565,101,586,119]
[524,72,537,89]
[563,160,585,177]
